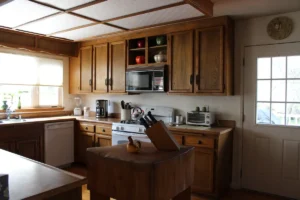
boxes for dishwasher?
[44,121,74,167]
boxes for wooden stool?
[87,142,194,200]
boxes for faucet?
[6,108,13,120]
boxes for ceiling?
[0,0,300,42]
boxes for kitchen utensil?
[144,115,153,126]
[121,100,125,109]
[154,52,166,63]
[131,107,143,120]
[147,111,158,123]
[136,56,145,64]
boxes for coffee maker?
[96,100,108,118]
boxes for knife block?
[145,121,180,151]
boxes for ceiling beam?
[184,0,213,17]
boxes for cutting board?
[145,121,180,151]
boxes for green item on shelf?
[156,36,165,45]
[2,101,8,110]
[18,97,21,109]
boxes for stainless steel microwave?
[186,112,215,126]
[126,66,166,93]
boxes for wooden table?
[0,149,87,200]
[87,143,195,200]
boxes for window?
[0,52,63,110]
[256,56,300,126]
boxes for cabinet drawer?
[184,136,214,149]
[95,125,112,135]
[173,134,183,145]
[80,124,95,132]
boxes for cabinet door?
[0,142,14,152]
[69,55,80,94]
[168,31,193,93]
[80,46,93,93]
[93,43,108,93]
[77,132,94,165]
[16,138,41,161]
[194,26,224,93]
[173,134,183,145]
[192,148,214,193]
[109,41,126,93]
[95,134,111,147]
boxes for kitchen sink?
[0,119,27,123]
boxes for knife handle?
[144,116,153,126]
[140,118,149,129]
[147,111,157,123]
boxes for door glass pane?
[271,103,285,125]
[286,103,300,126]
[272,80,285,102]
[272,57,286,79]
[257,58,271,79]
[287,56,300,78]
[257,80,270,101]
[287,80,300,102]
[257,103,271,124]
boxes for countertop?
[0,116,233,135]
[0,149,87,199]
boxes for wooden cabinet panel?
[173,134,183,145]
[195,26,224,93]
[0,142,14,152]
[185,135,214,149]
[93,43,109,93]
[77,132,94,165]
[109,41,126,93]
[79,123,95,132]
[192,148,214,193]
[95,125,112,136]
[80,46,93,93]
[16,138,41,161]
[168,31,193,93]
[95,134,111,147]
[69,55,80,94]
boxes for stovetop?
[120,120,141,125]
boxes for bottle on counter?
[17,97,21,109]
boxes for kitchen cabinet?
[0,124,44,162]
[75,122,112,165]
[194,26,224,94]
[109,41,126,93]
[79,46,93,93]
[168,30,194,93]
[93,43,109,93]
[69,54,80,94]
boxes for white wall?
[77,10,300,189]
[0,47,75,110]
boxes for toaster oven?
[186,112,215,126]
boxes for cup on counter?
[121,109,131,121]
[175,115,183,125]
[83,107,90,117]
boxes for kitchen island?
[0,149,87,200]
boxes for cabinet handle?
[105,78,108,86]
[198,140,202,144]
[103,129,105,132]
[85,127,88,130]
[89,79,92,86]
[190,74,194,85]
[196,74,200,85]
[108,78,112,86]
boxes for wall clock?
[267,17,293,40]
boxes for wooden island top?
[0,150,87,200]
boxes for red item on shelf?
[136,56,145,64]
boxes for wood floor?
[65,164,288,200]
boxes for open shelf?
[149,45,167,49]
[129,48,146,51]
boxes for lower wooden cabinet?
[75,122,112,165]
[0,124,44,162]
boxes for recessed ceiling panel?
[0,0,59,28]
[18,13,94,35]
[109,4,203,29]
[53,24,123,41]
[74,0,183,21]
[36,0,94,10]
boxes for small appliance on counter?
[96,100,108,118]
[83,107,90,117]
[73,97,82,116]
[186,107,215,127]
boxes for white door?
[242,43,300,199]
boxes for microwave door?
[126,71,153,91]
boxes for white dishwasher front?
[44,121,74,167]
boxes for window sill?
[0,107,64,113]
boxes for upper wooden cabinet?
[109,41,126,93]
[168,31,194,93]
[194,26,224,94]
[69,55,80,94]
[93,43,109,93]
[80,46,93,93]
